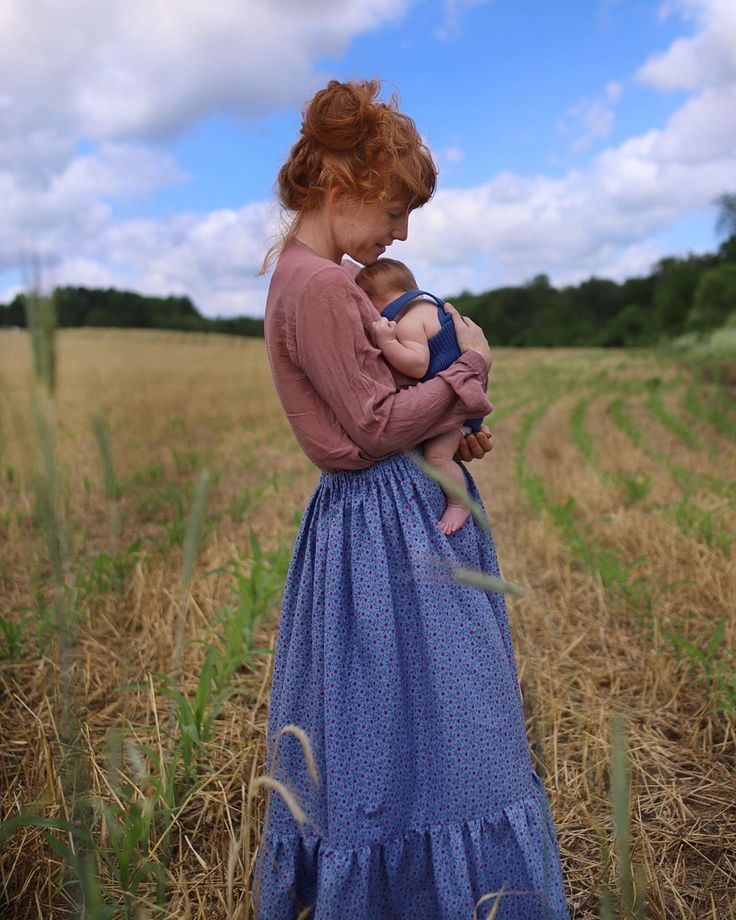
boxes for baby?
[355,258,485,535]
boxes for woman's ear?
[326,185,344,208]
[329,184,358,213]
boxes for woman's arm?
[295,266,492,461]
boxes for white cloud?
[637,0,736,91]
[559,81,623,151]
[435,0,493,40]
[0,144,187,273]
[44,201,278,317]
[438,145,466,165]
[3,0,736,318]
[0,0,414,312]
[392,39,736,297]
[0,0,413,143]
[26,37,736,315]
[48,257,122,291]
[382,0,736,297]
[647,83,736,163]
[56,144,188,202]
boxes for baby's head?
[355,258,418,310]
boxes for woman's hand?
[444,303,492,372]
[454,425,494,464]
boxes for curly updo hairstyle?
[263,79,437,270]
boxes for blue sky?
[1,0,735,316]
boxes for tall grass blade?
[272,724,320,784]
[180,469,211,591]
[22,286,95,914]
[25,289,57,396]
[611,712,635,916]
[92,410,122,549]
[402,451,523,595]
[406,451,524,597]
[406,449,492,534]
[92,410,119,502]
[170,469,211,694]
[450,565,524,597]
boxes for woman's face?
[332,196,410,266]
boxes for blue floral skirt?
[255,452,569,919]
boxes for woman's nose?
[393,216,409,241]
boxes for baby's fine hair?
[355,258,418,302]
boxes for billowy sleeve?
[295,265,492,460]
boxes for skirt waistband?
[319,450,423,487]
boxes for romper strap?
[380,289,445,322]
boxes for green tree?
[599,303,653,347]
[715,192,736,240]
[0,294,27,327]
[686,264,736,334]
[714,192,736,262]
[651,255,714,337]
[572,277,624,329]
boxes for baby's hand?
[372,317,399,349]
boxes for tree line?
[451,194,736,348]
[452,235,735,348]
[0,287,265,338]
[2,197,735,348]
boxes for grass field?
[1,328,735,918]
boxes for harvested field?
[1,329,734,918]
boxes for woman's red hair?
[262,80,437,271]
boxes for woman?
[255,79,568,919]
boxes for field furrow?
[1,332,734,918]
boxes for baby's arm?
[373,309,430,379]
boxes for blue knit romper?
[381,289,485,433]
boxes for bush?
[687,264,736,335]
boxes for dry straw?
[1,330,734,917]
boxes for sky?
[1,0,736,317]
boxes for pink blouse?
[264,239,493,474]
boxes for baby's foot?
[439,502,471,535]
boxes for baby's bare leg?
[422,429,472,535]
